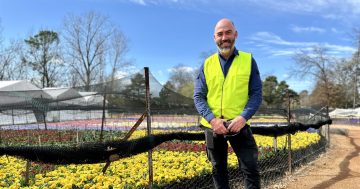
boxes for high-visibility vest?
[200,51,251,128]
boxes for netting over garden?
[0,69,331,188]
[0,70,196,128]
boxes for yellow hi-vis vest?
[200,51,252,128]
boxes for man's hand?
[227,116,246,133]
[210,118,228,135]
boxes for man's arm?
[193,64,215,123]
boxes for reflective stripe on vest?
[200,51,251,128]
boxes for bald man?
[194,18,262,189]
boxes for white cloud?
[282,73,289,78]
[125,0,213,13]
[114,65,141,79]
[249,0,360,16]
[323,43,357,55]
[249,31,356,57]
[128,0,207,7]
[126,0,360,21]
[249,32,316,47]
[331,28,339,33]
[291,26,326,33]
[250,0,330,13]
[168,66,195,73]
[322,14,343,20]
[115,70,129,79]
[129,0,146,6]
[269,49,296,56]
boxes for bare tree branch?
[63,11,131,91]
[292,46,335,106]
[63,12,114,91]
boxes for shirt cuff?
[205,114,215,123]
[240,112,251,121]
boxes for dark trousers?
[205,125,260,189]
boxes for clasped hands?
[210,116,246,135]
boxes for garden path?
[270,125,360,189]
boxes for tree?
[108,29,131,90]
[310,80,347,108]
[0,39,28,80]
[333,58,358,108]
[0,21,29,81]
[287,88,300,108]
[63,11,112,91]
[274,81,289,106]
[349,28,360,107]
[292,46,334,107]
[67,61,81,87]
[178,82,194,98]
[168,64,195,98]
[24,30,63,87]
[159,81,175,102]
[262,76,278,107]
[329,83,349,108]
[299,90,310,107]
[124,73,145,101]
[262,76,299,108]
[0,18,3,45]
[0,20,7,80]
[107,73,146,110]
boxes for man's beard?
[217,47,232,55]
[217,39,235,55]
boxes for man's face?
[214,22,237,55]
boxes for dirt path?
[270,125,360,189]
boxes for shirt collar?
[233,47,239,56]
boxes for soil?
[268,124,360,189]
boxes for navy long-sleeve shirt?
[194,48,262,123]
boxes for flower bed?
[0,129,321,188]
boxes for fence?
[0,68,331,188]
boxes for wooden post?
[287,89,292,173]
[41,95,48,130]
[145,67,153,189]
[24,131,31,186]
[76,130,79,144]
[38,135,41,146]
[273,137,277,151]
[326,106,330,148]
[12,108,14,125]
[100,87,107,142]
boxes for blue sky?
[0,0,359,92]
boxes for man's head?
[214,18,237,58]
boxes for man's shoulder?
[207,52,218,58]
[237,50,252,56]
[204,52,218,63]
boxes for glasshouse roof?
[43,87,83,101]
[0,80,52,106]
[0,80,40,91]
